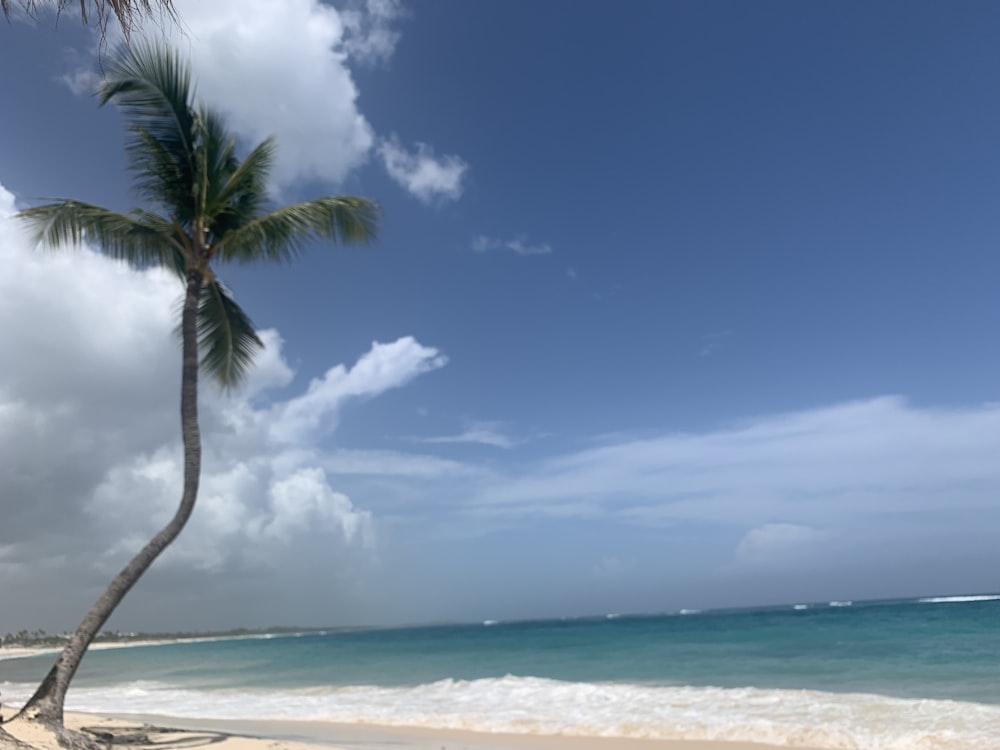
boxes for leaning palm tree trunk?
[13,42,377,732]
[17,271,204,726]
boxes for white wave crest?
[4,676,1000,749]
[918,594,1000,604]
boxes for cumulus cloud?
[61,0,468,198]
[377,135,468,204]
[472,235,552,256]
[79,331,443,574]
[340,0,407,66]
[0,178,444,627]
[162,0,374,189]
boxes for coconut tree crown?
[20,41,378,387]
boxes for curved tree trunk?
[16,270,204,727]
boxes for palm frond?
[100,42,198,215]
[130,208,188,278]
[2,2,179,42]
[214,197,379,264]
[197,279,264,388]
[99,40,194,140]
[192,105,240,222]
[209,138,275,240]
[17,200,178,269]
[127,126,191,215]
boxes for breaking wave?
[3,675,1000,749]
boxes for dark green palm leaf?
[98,40,194,145]
[18,200,176,268]
[22,43,378,390]
[197,279,264,388]
[215,197,379,264]
[130,208,188,278]
[100,42,198,216]
[209,138,275,239]
[195,107,240,214]
[127,126,192,215]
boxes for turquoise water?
[3,596,1000,748]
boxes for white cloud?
[325,449,482,478]
[417,421,519,449]
[162,0,374,189]
[254,468,374,547]
[62,0,468,198]
[0,178,444,624]
[412,396,1000,588]
[270,337,447,444]
[377,135,468,203]
[469,397,1000,525]
[340,0,407,66]
[472,235,552,256]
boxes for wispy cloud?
[378,135,468,204]
[700,330,733,357]
[472,235,552,256]
[324,449,483,478]
[414,421,519,449]
[463,397,1000,547]
[270,338,448,444]
[341,0,408,66]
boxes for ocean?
[3,595,1000,749]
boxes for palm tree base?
[0,716,103,750]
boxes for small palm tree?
[14,42,377,729]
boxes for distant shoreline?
[0,632,299,662]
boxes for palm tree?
[2,0,177,41]
[13,42,378,729]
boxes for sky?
[1,0,1000,633]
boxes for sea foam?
[4,676,999,749]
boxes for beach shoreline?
[0,633,281,662]
[2,712,823,750]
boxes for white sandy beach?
[2,713,823,750]
[0,636,265,661]
[0,645,822,750]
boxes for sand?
[0,645,819,750]
[0,638,250,661]
[0,712,822,750]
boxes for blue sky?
[1,0,1000,632]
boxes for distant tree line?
[0,626,353,649]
